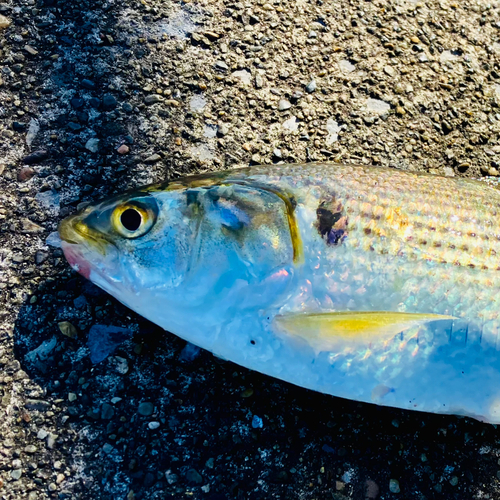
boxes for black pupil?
[120,208,142,232]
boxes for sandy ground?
[1,0,500,498]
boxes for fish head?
[59,176,297,330]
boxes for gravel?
[1,0,500,499]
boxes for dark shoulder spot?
[316,199,348,246]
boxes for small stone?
[278,99,292,111]
[24,45,38,56]
[185,468,203,484]
[0,14,10,28]
[70,97,84,109]
[23,150,48,165]
[255,74,264,89]
[164,99,180,107]
[24,445,37,454]
[58,321,77,338]
[10,469,22,480]
[102,443,114,454]
[215,60,228,71]
[21,219,44,234]
[148,421,160,430]
[122,102,133,113]
[305,79,317,93]
[450,476,458,486]
[273,148,282,158]
[396,106,405,115]
[251,415,263,428]
[144,154,161,164]
[144,94,163,105]
[241,388,254,398]
[384,65,396,77]
[68,393,77,402]
[117,144,130,155]
[37,429,48,440]
[17,166,35,182]
[138,402,154,416]
[81,79,96,90]
[101,403,115,420]
[102,94,117,111]
[85,138,100,153]
[48,482,57,492]
[365,479,379,499]
[489,167,499,177]
[389,479,400,493]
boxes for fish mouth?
[59,213,111,254]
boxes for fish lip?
[59,212,116,253]
[59,215,82,244]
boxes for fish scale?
[59,163,500,422]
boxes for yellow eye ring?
[111,203,155,238]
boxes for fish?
[58,162,500,423]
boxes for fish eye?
[111,202,155,238]
[121,208,141,232]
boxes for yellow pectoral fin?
[273,311,454,352]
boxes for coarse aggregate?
[1,0,500,498]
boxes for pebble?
[148,421,160,430]
[251,415,263,429]
[138,402,154,416]
[255,74,264,89]
[185,468,203,484]
[365,479,379,499]
[24,445,37,454]
[232,70,251,85]
[58,321,77,338]
[0,14,10,28]
[117,144,130,155]
[85,138,100,153]
[144,154,161,164]
[217,123,229,136]
[102,443,114,454]
[81,79,96,90]
[102,94,117,111]
[144,94,163,105]
[17,166,35,182]
[37,429,48,440]
[339,59,356,72]
[365,98,391,114]
[10,469,22,480]
[24,45,38,56]
[305,79,317,93]
[215,61,228,71]
[23,150,48,165]
[101,403,115,420]
[68,393,77,402]
[70,97,84,109]
[278,99,292,111]
[389,479,400,493]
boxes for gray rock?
[102,94,117,111]
[10,469,22,480]
[138,402,154,416]
[144,154,162,164]
[185,468,203,484]
[22,150,48,165]
[101,403,115,420]
[144,94,163,105]
[305,79,317,93]
[81,79,95,90]
[215,60,228,71]
[278,99,292,111]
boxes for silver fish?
[59,163,500,423]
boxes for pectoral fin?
[273,311,454,352]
